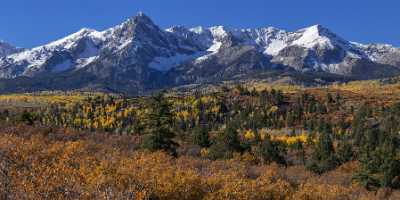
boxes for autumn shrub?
[0,124,389,199]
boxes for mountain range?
[1,12,400,95]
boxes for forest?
[1,80,400,199]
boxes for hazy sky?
[1,0,399,47]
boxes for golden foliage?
[0,126,383,199]
[0,91,99,108]
[272,133,308,145]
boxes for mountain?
[0,12,399,94]
[0,41,20,57]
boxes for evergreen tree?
[20,110,35,126]
[285,111,294,128]
[256,134,286,165]
[192,125,211,148]
[259,90,269,107]
[208,123,242,159]
[354,105,400,190]
[141,92,179,157]
[250,88,258,96]
[378,139,400,188]
[222,123,242,152]
[327,92,334,104]
[352,104,370,146]
[336,138,353,164]
[307,123,338,174]
[293,140,305,165]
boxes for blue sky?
[1,0,399,47]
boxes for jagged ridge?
[0,12,399,94]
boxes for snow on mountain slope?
[219,24,363,59]
[149,53,203,71]
[0,41,20,57]
[353,43,400,66]
[46,28,104,49]
[232,27,290,56]
[178,24,362,62]
[292,25,334,49]
[0,28,107,77]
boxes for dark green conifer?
[141,92,179,157]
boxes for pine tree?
[20,110,35,125]
[256,134,286,165]
[352,104,370,146]
[259,90,269,107]
[192,125,211,148]
[354,103,400,189]
[306,123,338,174]
[378,139,400,188]
[141,92,179,157]
[250,88,258,96]
[208,123,242,159]
[285,111,294,128]
[293,140,305,165]
[327,92,334,103]
[336,137,353,164]
[222,123,242,152]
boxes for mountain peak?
[130,12,154,25]
[108,12,160,43]
[300,24,332,36]
[304,24,346,42]
[309,24,324,29]
[0,40,19,57]
[44,28,101,49]
[209,26,231,39]
[114,12,159,35]
[291,24,347,49]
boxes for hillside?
[1,81,400,199]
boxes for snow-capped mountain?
[0,28,104,78]
[355,43,400,67]
[0,41,20,57]
[0,12,399,94]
